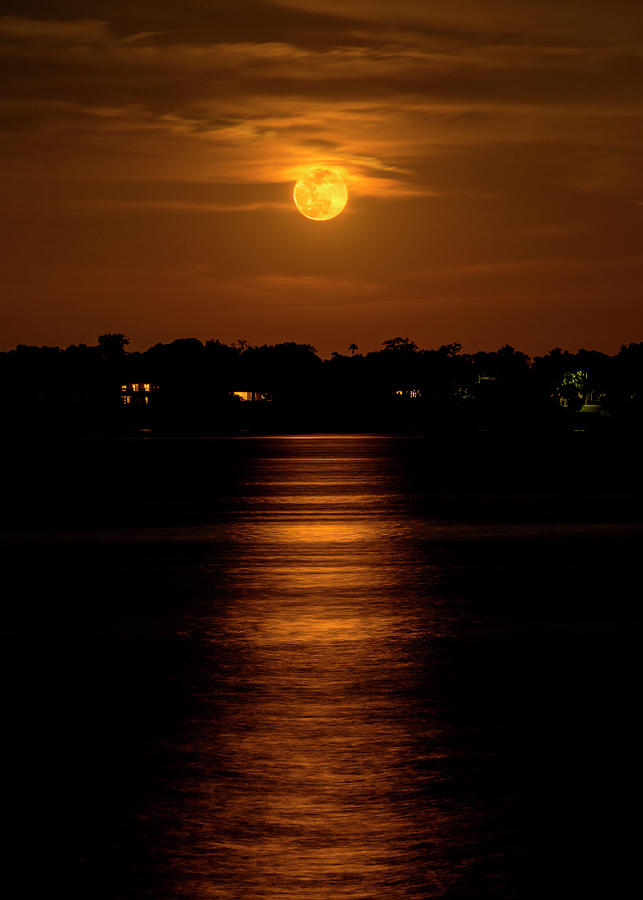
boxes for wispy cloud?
[67,199,292,214]
[2,12,642,201]
[0,15,110,43]
[268,0,643,43]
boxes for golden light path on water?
[7,435,642,898]
[159,438,469,899]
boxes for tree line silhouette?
[2,333,642,433]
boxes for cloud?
[268,1,643,42]
[67,199,292,214]
[2,13,641,211]
[177,270,387,318]
[419,254,643,280]
[0,15,110,44]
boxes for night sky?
[2,1,642,355]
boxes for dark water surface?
[3,435,643,898]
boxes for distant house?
[232,391,272,402]
[394,387,422,399]
[554,371,608,414]
[555,369,587,408]
[579,390,608,415]
[121,383,158,407]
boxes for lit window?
[143,383,150,392]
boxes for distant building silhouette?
[395,387,422,399]
[233,391,272,402]
[121,383,158,407]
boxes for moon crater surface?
[293,169,348,221]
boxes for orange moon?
[293,169,348,221]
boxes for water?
[3,435,643,898]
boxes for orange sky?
[1,1,642,355]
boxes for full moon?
[293,169,348,221]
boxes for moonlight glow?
[293,169,348,221]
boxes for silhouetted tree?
[382,336,418,353]
[98,333,129,360]
[4,331,643,435]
